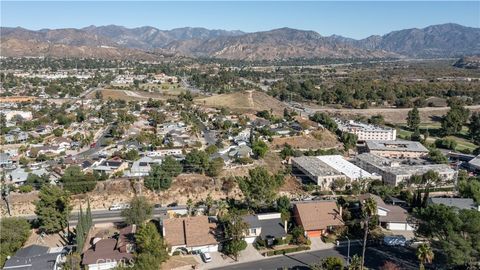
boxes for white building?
[336,120,396,141]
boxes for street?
[211,245,420,270]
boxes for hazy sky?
[2,1,479,39]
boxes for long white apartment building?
[336,119,396,141]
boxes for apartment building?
[336,120,396,141]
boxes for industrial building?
[364,140,429,158]
[291,155,380,190]
[354,153,457,186]
[336,120,396,141]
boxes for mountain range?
[1,23,479,60]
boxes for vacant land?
[270,131,340,150]
[196,90,287,115]
[89,89,174,101]
[313,105,480,124]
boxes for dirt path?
[246,90,254,108]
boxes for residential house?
[0,153,14,168]
[242,213,287,244]
[124,156,162,177]
[92,157,128,175]
[82,225,136,270]
[293,201,343,238]
[3,244,68,270]
[359,194,415,231]
[162,216,219,255]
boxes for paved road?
[212,245,420,270]
[73,124,112,158]
[16,205,196,226]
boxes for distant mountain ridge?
[1,23,479,60]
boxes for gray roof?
[429,197,477,211]
[3,245,65,270]
[366,140,428,153]
[292,156,342,177]
[243,213,287,239]
[468,155,480,169]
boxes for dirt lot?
[313,105,480,124]
[270,131,340,150]
[88,89,170,101]
[195,90,287,115]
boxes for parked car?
[154,204,162,208]
[383,235,407,246]
[201,252,212,263]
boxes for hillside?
[1,23,479,60]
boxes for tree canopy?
[0,218,31,267]
[121,196,153,225]
[238,167,285,207]
[34,185,71,233]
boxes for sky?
[1,1,479,39]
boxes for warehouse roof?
[366,140,429,153]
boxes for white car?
[201,252,212,263]
[109,203,130,211]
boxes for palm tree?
[416,243,434,270]
[361,197,377,270]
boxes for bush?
[264,246,310,256]
[435,138,458,150]
[18,185,33,193]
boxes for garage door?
[306,230,322,238]
[388,222,407,231]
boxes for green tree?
[407,107,421,131]
[341,132,358,151]
[124,149,139,161]
[276,195,291,220]
[441,99,470,135]
[121,196,153,225]
[222,213,248,261]
[309,112,338,132]
[26,173,49,189]
[161,156,183,177]
[184,149,210,173]
[252,139,269,159]
[35,185,71,233]
[61,166,97,194]
[144,163,174,192]
[458,175,480,203]
[238,167,284,207]
[360,197,377,270]
[468,112,480,145]
[134,222,169,269]
[0,218,31,266]
[427,148,448,164]
[207,157,224,177]
[417,243,434,270]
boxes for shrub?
[18,185,33,193]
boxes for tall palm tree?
[417,243,434,270]
[361,197,377,270]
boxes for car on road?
[383,235,407,246]
[201,252,212,263]
[109,203,130,211]
[154,204,162,208]
[167,202,178,207]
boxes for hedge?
[264,246,310,256]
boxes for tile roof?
[163,216,218,248]
[294,201,343,231]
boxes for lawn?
[396,123,477,152]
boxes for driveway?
[199,245,264,270]
[309,237,334,251]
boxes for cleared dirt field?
[313,105,480,124]
[270,131,340,150]
[88,89,171,101]
[195,90,287,115]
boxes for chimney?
[284,220,288,233]
[339,206,343,217]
